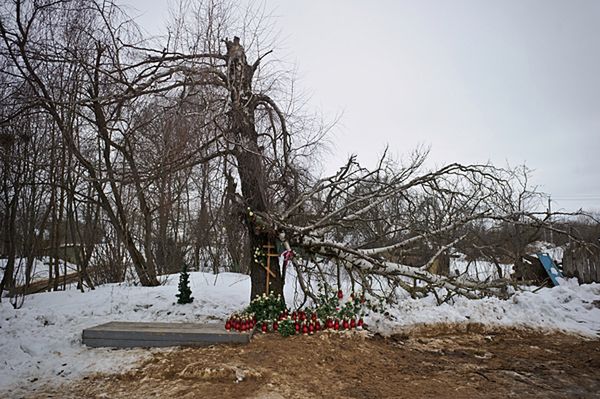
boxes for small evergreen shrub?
[176,264,194,304]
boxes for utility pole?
[547,196,553,244]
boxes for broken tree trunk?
[225,37,284,300]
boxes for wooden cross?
[262,242,278,294]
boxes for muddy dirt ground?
[17,325,600,399]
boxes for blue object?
[537,252,563,286]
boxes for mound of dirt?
[20,326,600,398]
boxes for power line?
[552,198,600,201]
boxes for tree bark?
[0,195,18,297]
[225,37,284,300]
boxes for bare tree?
[247,153,534,301]
[0,0,224,286]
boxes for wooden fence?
[9,271,81,296]
[562,243,600,284]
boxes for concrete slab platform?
[82,321,253,348]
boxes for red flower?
[350,318,356,329]
[337,290,343,299]
[273,321,279,331]
[225,321,231,330]
[282,249,295,267]
[261,323,267,333]
[358,319,364,328]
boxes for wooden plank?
[83,338,235,348]
[577,261,586,283]
[87,321,227,331]
[82,321,253,348]
[10,271,80,296]
[582,260,591,283]
[83,330,249,343]
[563,244,600,284]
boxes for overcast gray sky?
[122,0,600,212]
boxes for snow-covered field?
[1,271,599,395]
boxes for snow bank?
[0,272,250,393]
[371,278,600,338]
[1,271,599,394]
